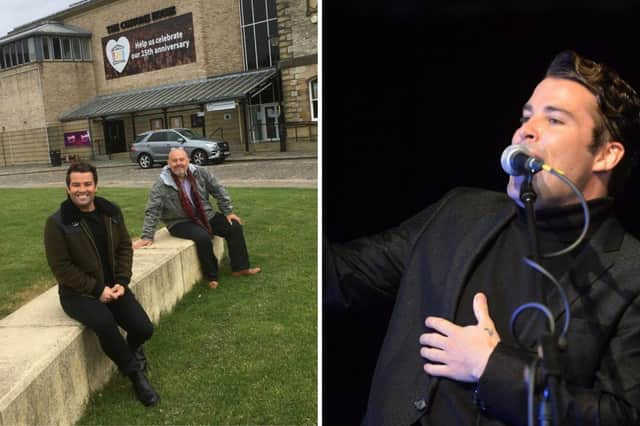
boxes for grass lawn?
[0,187,317,425]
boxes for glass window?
[147,131,168,142]
[241,0,277,70]
[10,44,16,66]
[52,37,62,59]
[81,38,91,60]
[42,37,51,59]
[243,26,256,70]
[241,0,253,25]
[4,46,11,67]
[266,0,276,19]
[170,116,183,128]
[255,22,269,68]
[268,21,279,63]
[26,38,34,62]
[62,38,72,59]
[72,38,81,59]
[15,42,23,65]
[150,118,164,130]
[166,130,182,141]
[22,39,29,62]
[310,78,318,121]
[253,0,266,22]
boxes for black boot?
[133,346,148,372]
[128,369,160,407]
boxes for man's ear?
[593,141,625,173]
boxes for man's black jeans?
[60,287,153,374]
[169,212,250,280]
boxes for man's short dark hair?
[65,161,98,187]
[545,50,640,196]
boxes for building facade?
[0,0,317,166]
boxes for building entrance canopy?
[59,67,277,121]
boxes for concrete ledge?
[0,228,224,425]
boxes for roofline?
[3,0,118,38]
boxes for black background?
[322,2,640,425]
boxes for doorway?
[104,120,126,154]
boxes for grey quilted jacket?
[141,164,233,240]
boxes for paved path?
[0,154,317,188]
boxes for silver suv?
[129,128,230,169]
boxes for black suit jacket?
[325,187,640,425]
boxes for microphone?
[501,145,545,176]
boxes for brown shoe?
[209,280,219,289]
[231,267,262,277]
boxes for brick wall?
[64,0,244,96]
[0,64,47,130]
[276,0,317,149]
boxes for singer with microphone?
[324,50,640,425]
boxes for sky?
[0,0,73,37]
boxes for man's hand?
[226,213,243,225]
[419,292,500,382]
[99,287,115,303]
[99,285,126,303]
[111,284,125,299]
[133,239,153,249]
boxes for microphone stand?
[518,173,563,426]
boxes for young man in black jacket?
[44,161,159,407]
[326,51,640,425]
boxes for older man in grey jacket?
[134,147,261,288]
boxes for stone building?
[0,0,317,166]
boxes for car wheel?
[191,149,207,166]
[138,153,153,169]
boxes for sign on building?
[101,13,196,79]
[64,130,91,147]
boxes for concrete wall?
[0,229,224,425]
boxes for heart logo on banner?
[105,37,130,73]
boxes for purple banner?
[102,13,196,79]
[64,130,91,147]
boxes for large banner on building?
[102,13,196,79]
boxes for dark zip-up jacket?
[326,187,640,425]
[44,197,133,298]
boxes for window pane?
[10,45,17,66]
[52,37,62,59]
[16,42,23,64]
[268,20,279,63]
[62,38,72,59]
[255,22,269,68]
[72,38,81,59]
[260,84,274,103]
[81,38,91,60]
[311,79,317,99]
[4,46,11,67]
[22,39,30,62]
[253,0,266,22]
[42,37,50,59]
[241,0,253,24]
[266,0,276,19]
[244,26,256,70]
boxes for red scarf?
[171,169,212,234]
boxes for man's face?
[507,77,607,209]
[168,149,189,177]
[67,171,97,212]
